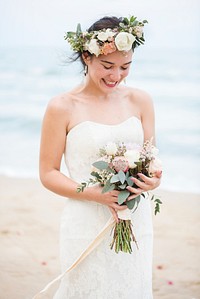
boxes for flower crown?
[64,16,148,57]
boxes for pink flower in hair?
[101,42,116,55]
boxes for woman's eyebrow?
[100,60,132,65]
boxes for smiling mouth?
[103,79,118,87]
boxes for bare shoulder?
[42,92,75,133]
[127,86,153,106]
[122,86,155,124]
[46,92,73,115]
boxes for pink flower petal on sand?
[41,261,47,266]
[167,280,174,285]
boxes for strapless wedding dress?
[53,116,153,299]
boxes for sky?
[0,0,200,49]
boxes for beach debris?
[41,261,47,266]
[156,265,163,270]
[0,229,10,235]
[167,280,174,285]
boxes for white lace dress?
[53,116,153,299]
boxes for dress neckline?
[67,116,141,137]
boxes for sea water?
[0,46,199,193]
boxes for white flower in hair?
[115,32,136,51]
[97,29,116,41]
[64,16,148,56]
[85,39,101,56]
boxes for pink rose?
[101,42,117,55]
[112,156,129,172]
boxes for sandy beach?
[0,175,199,299]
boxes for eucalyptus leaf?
[127,176,134,187]
[135,195,141,204]
[110,174,120,183]
[125,171,130,179]
[118,170,126,184]
[126,199,136,210]
[129,195,141,212]
[118,184,127,189]
[102,182,115,194]
[118,190,130,205]
[92,161,108,170]
[107,166,115,173]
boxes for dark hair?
[70,16,122,69]
[88,16,122,32]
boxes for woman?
[39,16,161,299]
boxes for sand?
[0,175,200,299]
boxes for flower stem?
[110,219,138,254]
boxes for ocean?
[0,46,199,193]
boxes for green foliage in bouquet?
[77,140,162,254]
[77,152,162,215]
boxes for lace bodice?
[64,116,144,182]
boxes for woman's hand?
[87,185,127,222]
[126,170,162,200]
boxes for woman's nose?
[109,68,122,81]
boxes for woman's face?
[85,50,133,93]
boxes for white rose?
[97,32,109,42]
[105,29,116,39]
[97,29,115,42]
[124,149,140,168]
[85,39,101,56]
[115,32,136,51]
[149,157,162,175]
[105,142,118,156]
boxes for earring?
[84,65,88,76]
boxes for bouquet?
[77,139,162,254]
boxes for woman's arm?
[39,96,126,220]
[39,96,76,197]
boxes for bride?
[38,15,162,299]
